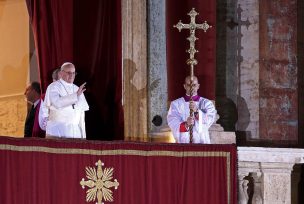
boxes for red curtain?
[166,0,216,101]
[0,136,237,204]
[26,0,74,89]
[26,0,123,140]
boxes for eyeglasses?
[62,70,77,76]
[185,83,198,87]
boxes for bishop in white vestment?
[44,62,89,138]
[167,76,216,143]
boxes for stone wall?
[298,0,304,146]
[0,94,26,137]
[216,0,260,140]
[259,0,298,144]
[0,0,29,138]
[216,0,302,146]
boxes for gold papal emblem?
[80,160,119,204]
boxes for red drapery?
[166,0,216,101]
[0,137,237,204]
[26,0,123,140]
[26,0,74,88]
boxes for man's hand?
[189,101,198,112]
[77,82,86,96]
[186,116,195,128]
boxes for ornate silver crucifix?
[173,8,212,143]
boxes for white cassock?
[167,96,216,144]
[38,98,48,131]
[44,79,89,138]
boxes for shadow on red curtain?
[26,0,124,140]
[166,0,216,101]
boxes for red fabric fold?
[0,136,237,204]
[179,122,188,132]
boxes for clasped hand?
[189,101,198,112]
[186,116,195,128]
[186,101,198,127]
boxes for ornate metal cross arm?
[173,8,212,68]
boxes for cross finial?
[174,8,212,33]
[173,8,212,143]
[173,8,212,68]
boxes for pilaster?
[122,0,148,141]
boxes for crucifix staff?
[173,8,212,143]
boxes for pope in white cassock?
[44,62,89,138]
[167,76,217,143]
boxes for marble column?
[147,0,168,133]
[122,0,148,141]
[237,0,260,139]
[261,163,294,204]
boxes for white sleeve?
[45,84,78,109]
[77,92,89,111]
[79,111,86,139]
[38,99,48,130]
[167,101,183,143]
[199,99,217,128]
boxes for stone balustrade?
[238,147,304,204]
[149,126,304,204]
